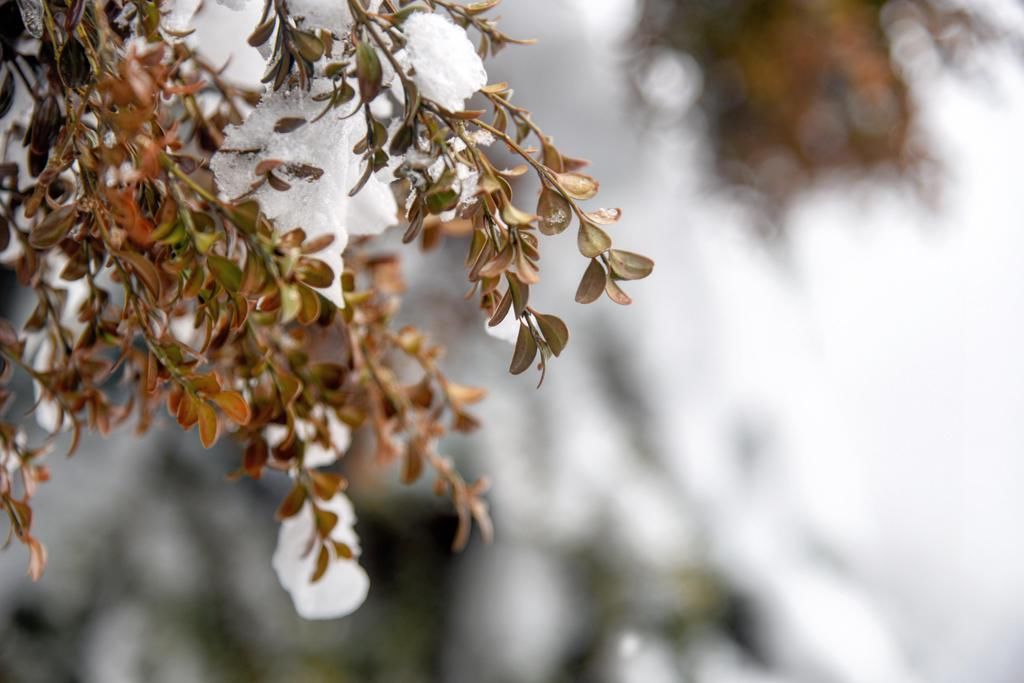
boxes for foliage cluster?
[0,0,652,594]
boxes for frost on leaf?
[15,0,43,39]
[210,83,398,308]
[271,493,369,620]
[401,13,487,112]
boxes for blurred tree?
[634,0,998,213]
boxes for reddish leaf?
[197,401,218,448]
[311,544,330,583]
[211,391,251,425]
[276,484,307,520]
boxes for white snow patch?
[271,492,369,620]
[401,13,487,112]
[210,82,398,308]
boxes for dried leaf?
[507,273,529,317]
[535,313,569,357]
[586,208,622,225]
[121,251,163,300]
[315,507,339,537]
[276,484,307,519]
[447,383,487,405]
[211,391,251,425]
[556,172,599,200]
[274,117,307,134]
[310,471,346,500]
[577,222,611,258]
[537,188,572,235]
[605,278,633,306]
[333,540,354,560]
[311,544,330,583]
[197,401,218,448]
[607,249,654,281]
[509,323,538,375]
[27,536,46,581]
[30,205,77,249]
[575,259,605,304]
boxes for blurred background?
[3,0,1024,681]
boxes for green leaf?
[356,42,383,102]
[291,29,325,63]
[207,254,242,292]
[425,188,460,215]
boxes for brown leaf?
[274,117,307,134]
[243,438,269,478]
[605,278,633,306]
[197,401,218,448]
[311,544,330,583]
[585,208,622,225]
[556,172,599,200]
[211,391,251,425]
[500,202,535,227]
[515,248,540,285]
[509,323,538,375]
[27,536,47,581]
[276,484,307,519]
[401,441,425,484]
[535,313,570,357]
[607,249,654,280]
[29,204,77,249]
[447,382,487,405]
[310,470,347,500]
[507,272,529,318]
[577,222,611,258]
[332,540,354,560]
[537,187,572,235]
[575,259,606,304]
[488,288,513,328]
[120,251,163,300]
[315,507,339,537]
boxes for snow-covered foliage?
[210,84,397,308]
[400,12,488,112]
[0,0,652,625]
[271,492,369,620]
